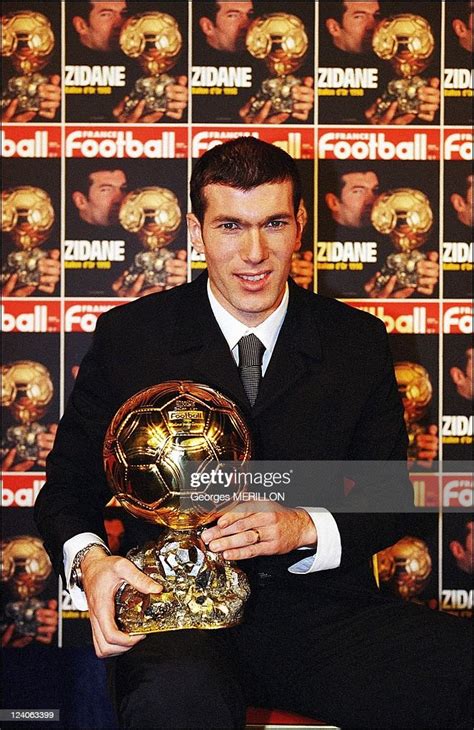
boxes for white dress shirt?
[63,282,341,610]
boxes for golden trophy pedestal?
[246,13,308,117]
[372,14,435,121]
[104,381,253,634]
[371,188,433,293]
[119,12,182,116]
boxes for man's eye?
[220,222,239,230]
[267,220,286,229]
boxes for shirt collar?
[207,279,289,355]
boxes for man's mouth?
[237,272,268,282]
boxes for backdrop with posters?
[1,0,472,720]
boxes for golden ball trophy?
[119,12,182,116]
[245,13,308,115]
[377,536,432,600]
[104,381,252,634]
[371,188,433,293]
[1,186,56,292]
[1,10,55,114]
[118,186,182,291]
[1,360,54,465]
[372,14,435,120]
[394,361,433,461]
[0,536,52,637]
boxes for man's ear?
[450,366,464,387]
[187,213,205,254]
[451,192,466,214]
[326,18,341,39]
[199,16,214,38]
[325,192,339,214]
[72,191,87,211]
[72,16,89,37]
[452,19,467,40]
[294,201,307,249]
[449,540,464,561]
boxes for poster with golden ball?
[191,1,314,124]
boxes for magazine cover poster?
[388,334,440,472]
[2,1,61,124]
[64,1,188,123]
[2,333,60,474]
[191,1,315,124]
[442,329,473,462]
[64,155,188,297]
[317,1,441,126]
[441,513,473,619]
[443,137,473,299]
[1,505,59,649]
[316,152,440,300]
[2,157,61,299]
[444,1,474,126]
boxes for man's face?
[76,1,128,52]
[328,171,379,228]
[205,2,254,52]
[328,1,381,54]
[451,174,474,228]
[188,181,304,326]
[453,11,474,52]
[450,347,474,401]
[77,170,128,226]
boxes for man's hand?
[2,75,61,122]
[364,252,439,298]
[412,425,439,469]
[365,78,440,125]
[201,502,317,560]
[112,251,187,297]
[1,448,34,472]
[113,76,188,123]
[291,251,313,290]
[81,546,162,658]
[239,77,314,124]
[35,599,59,645]
[36,424,58,468]
[1,250,61,297]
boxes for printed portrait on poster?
[191,1,314,124]
[64,1,188,123]
[444,1,474,126]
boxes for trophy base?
[374,76,427,119]
[115,529,250,635]
[122,248,174,291]
[407,423,426,461]
[375,250,426,292]
[1,422,47,463]
[1,248,48,289]
[1,73,48,114]
[4,597,46,637]
[123,74,175,115]
[249,75,301,116]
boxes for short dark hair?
[446,0,474,27]
[444,515,472,548]
[319,1,347,28]
[72,163,127,197]
[190,136,302,224]
[197,1,220,24]
[70,1,93,23]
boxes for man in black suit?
[35,138,471,729]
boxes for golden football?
[246,13,308,76]
[1,11,54,74]
[395,361,433,423]
[372,14,434,77]
[119,187,182,250]
[119,12,182,75]
[0,536,52,600]
[1,186,55,250]
[371,188,433,252]
[1,360,54,424]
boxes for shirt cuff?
[63,532,108,611]
[288,508,342,574]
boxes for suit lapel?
[253,281,323,417]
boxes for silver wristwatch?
[70,542,111,590]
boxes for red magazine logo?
[1,301,61,333]
[1,126,61,158]
[65,127,187,158]
[443,478,473,508]
[318,128,439,160]
[65,300,128,332]
[444,131,473,161]
[443,304,473,334]
[346,301,439,334]
[2,474,45,507]
[191,127,314,159]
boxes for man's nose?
[241,229,268,263]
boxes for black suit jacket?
[35,274,416,592]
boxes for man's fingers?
[118,558,163,595]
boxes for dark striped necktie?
[238,334,265,407]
